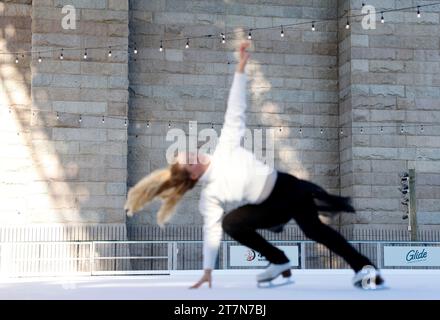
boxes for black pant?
[222,172,373,272]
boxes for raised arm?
[217,42,251,149]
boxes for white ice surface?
[0,269,439,300]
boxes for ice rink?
[1,269,440,300]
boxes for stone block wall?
[1,0,129,241]
[127,0,341,226]
[1,0,439,245]
[339,0,440,234]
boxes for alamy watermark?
[361,5,377,30]
[61,5,77,30]
[164,121,275,175]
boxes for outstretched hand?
[190,269,212,289]
[237,42,250,73]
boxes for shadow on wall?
[0,2,129,275]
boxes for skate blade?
[355,283,389,291]
[257,278,294,289]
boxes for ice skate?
[352,265,387,290]
[257,262,293,288]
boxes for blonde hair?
[124,163,198,227]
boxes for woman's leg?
[293,197,373,272]
[222,204,291,264]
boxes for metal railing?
[1,240,439,277]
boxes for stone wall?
[127,0,341,226]
[1,1,33,223]
[1,0,129,240]
[1,0,439,243]
[339,0,440,235]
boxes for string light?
[15,55,18,64]
[60,48,64,60]
[185,38,189,49]
[159,41,163,52]
[108,46,112,57]
[1,3,439,63]
[221,33,226,43]
[83,48,88,60]
[38,52,42,63]
[7,107,439,133]
[280,25,284,37]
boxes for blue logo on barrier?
[406,249,428,263]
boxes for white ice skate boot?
[352,265,386,290]
[256,262,293,288]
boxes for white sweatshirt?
[198,72,277,270]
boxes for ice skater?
[124,42,385,290]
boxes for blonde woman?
[125,42,385,290]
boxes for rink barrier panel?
[1,240,440,277]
